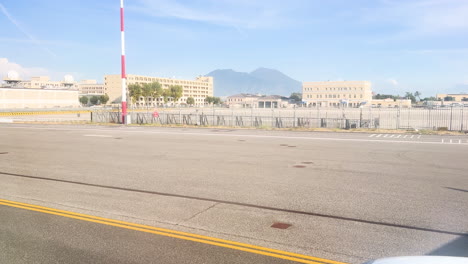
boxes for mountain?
[205,67,301,96]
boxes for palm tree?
[414,91,421,101]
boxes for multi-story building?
[20,76,79,90]
[104,74,213,106]
[78,80,106,95]
[436,93,468,102]
[371,98,412,108]
[302,81,372,107]
[226,93,293,108]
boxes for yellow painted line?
[0,199,346,264]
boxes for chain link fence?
[91,106,467,131]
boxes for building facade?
[371,98,412,108]
[78,80,106,95]
[0,87,79,108]
[104,74,214,106]
[226,94,293,108]
[20,76,79,90]
[302,81,372,107]
[436,93,468,102]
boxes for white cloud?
[387,78,399,86]
[131,0,297,30]
[0,58,49,80]
[0,3,56,57]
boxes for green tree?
[99,94,109,105]
[205,96,214,104]
[444,96,455,101]
[89,95,100,105]
[405,92,416,104]
[422,97,437,101]
[186,97,195,105]
[289,92,302,102]
[213,97,222,105]
[414,91,422,101]
[162,89,170,103]
[128,83,143,104]
[169,85,183,103]
[79,96,88,106]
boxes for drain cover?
[0,152,8,154]
[271,222,291,229]
[288,146,296,148]
[302,162,314,164]
[293,165,306,168]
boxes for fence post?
[461,105,464,131]
[397,107,400,129]
[449,105,453,131]
[293,106,296,128]
[359,108,362,128]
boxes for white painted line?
[417,135,421,139]
[83,134,113,138]
[410,135,414,139]
[0,119,14,123]
[3,126,468,146]
[389,135,395,138]
[383,134,389,138]
[459,140,461,144]
[376,134,382,138]
[404,135,408,138]
[450,139,453,144]
[442,139,444,143]
[369,134,376,138]
[396,135,402,138]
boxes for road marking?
[383,134,388,138]
[442,139,444,143]
[403,135,408,138]
[83,134,113,138]
[450,139,453,144]
[459,140,462,144]
[3,126,468,146]
[410,135,414,139]
[396,135,401,138]
[376,134,382,138]
[389,135,395,138]
[418,135,421,139]
[0,199,345,264]
[369,134,376,137]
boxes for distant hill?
[205,67,301,96]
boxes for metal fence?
[91,106,468,131]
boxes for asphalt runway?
[0,124,467,263]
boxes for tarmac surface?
[0,124,467,263]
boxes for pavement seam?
[183,202,219,222]
[1,171,466,237]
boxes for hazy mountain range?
[205,68,301,97]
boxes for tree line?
[128,82,183,105]
[79,94,109,106]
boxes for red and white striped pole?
[120,0,127,124]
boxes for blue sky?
[1,0,467,96]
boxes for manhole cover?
[302,162,314,164]
[271,222,291,229]
[114,138,122,140]
[293,165,306,168]
[288,146,296,148]
[280,144,288,146]
[0,152,8,154]
[238,139,246,142]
